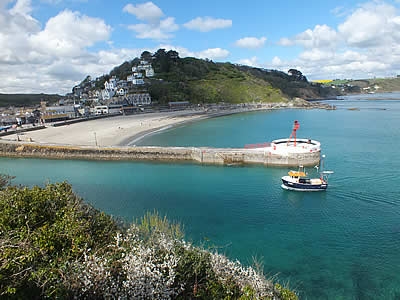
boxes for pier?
[0,138,321,167]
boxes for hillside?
[0,50,340,108]
[93,49,338,104]
[323,77,400,94]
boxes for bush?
[0,182,118,298]
[0,181,297,299]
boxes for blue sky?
[1,0,400,94]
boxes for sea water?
[2,93,400,299]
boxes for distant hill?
[323,77,400,94]
[0,93,61,108]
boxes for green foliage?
[0,174,14,189]
[174,245,241,299]
[274,283,298,300]
[0,182,118,298]
[138,210,184,242]
[0,181,297,299]
[95,49,337,105]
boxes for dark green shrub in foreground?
[0,182,118,298]
[0,181,297,299]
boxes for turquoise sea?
[2,93,400,299]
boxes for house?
[138,60,154,77]
[102,89,115,100]
[129,93,152,106]
[93,105,109,115]
[116,88,126,96]
[127,60,154,85]
[41,105,77,122]
[128,69,145,85]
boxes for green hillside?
[325,77,400,94]
[95,49,338,104]
[368,77,400,92]
[147,60,284,103]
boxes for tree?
[167,50,179,60]
[288,69,308,82]
[140,50,152,62]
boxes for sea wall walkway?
[0,140,321,167]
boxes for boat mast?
[287,120,300,146]
[320,154,325,172]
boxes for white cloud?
[197,48,230,60]
[123,2,163,23]
[128,17,178,40]
[299,49,335,61]
[271,56,282,67]
[9,0,32,16]
[95,48,141,67]
[338,2,396,48]
[184,17,232,32]
[124,2,178,41]
[236,56,260,67]
[235,37,266,49]
[340,50,367,62]
[157,45,229,60]
[280,24,338,49]
[277,37,293,46]
[0,2,114,94]
[275,1,400,80]
[30,10,111,57]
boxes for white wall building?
[138,60,154,77]
[130,93,151,105]
[127,60,154,85]
[116,88,126,96]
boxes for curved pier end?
[0,138,321,167]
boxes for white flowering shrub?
[67,217,297,300]
[210,252,275,298]
[69,227,182,299]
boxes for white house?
[132,78,145,85]
[128,69,145,85]
[116,88,126,96]
[93,105,109,115]
[128,61,154,85]
[42,105,76,121]
[138,60,154,77]
[130,93,151,105]
[102,89,115,100]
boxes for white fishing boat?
[281,155,333,191]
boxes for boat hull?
[281,177,327,191]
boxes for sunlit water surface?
[3,94,400,299]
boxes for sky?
[1,0,400,95]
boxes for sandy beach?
[2,110,208,147]
[0,101,332,147]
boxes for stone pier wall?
[0,141,320,167]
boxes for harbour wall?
[0,141,320,167]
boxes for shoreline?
[0,101,334,147]
[122,102,335,146]
[120,111,211,146]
